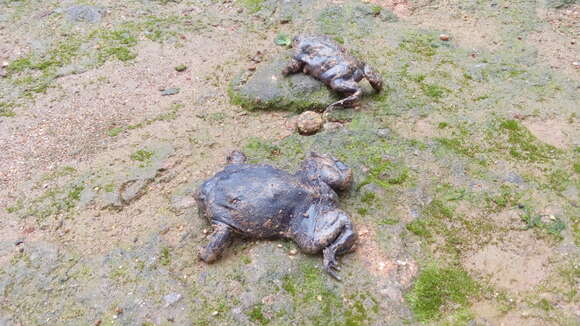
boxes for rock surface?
[65,5,104,23]
[228,56,340,112]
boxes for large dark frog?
[195,150,357,280]
[282,35,383,114]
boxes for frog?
[282,35,383,114]
[195,150,357,280]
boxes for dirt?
[1,0,579,325]
[464,231,553,293]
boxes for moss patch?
[406,265,479,322]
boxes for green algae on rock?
[228,56,340,112]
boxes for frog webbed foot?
[324,78,363,116]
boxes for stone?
[163,293,182,307]
[228,55,339,112]
[66,5,104,23]
[161,88,180,96]
[296,111,323,135]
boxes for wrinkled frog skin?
[195,151,357,280]
[282,35,383,114]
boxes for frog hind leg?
[198,223,234,263]
[324,78,363,116]
[322,217,357,281]
[292,210,358,280]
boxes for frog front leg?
[198,223,234,263]
[282,57,305,76]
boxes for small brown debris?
[439,34,449,41]
[248,50,264,63]
[115,307,123,314]
[248,65,256,71]
[95,320,102,326]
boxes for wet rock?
[545,0,577,9]
[296,111,323,135]
[163,293,182,307]
[66,5,104,23]
[228,55,339,112]
[161,88,180,96]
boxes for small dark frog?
[282,35,383,114]
[195,150,357,280]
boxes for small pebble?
[2,61,8,67]
[277,244,283,248]
[289,249,298,256]
[573,61,580,68]
[202,229,209,234]
[316,295,322,301]
[295,111,323,135]
[161,88,180,96]
[212,311,219,316]
[175,64,187,72]
[439,34,449,41]
[95,320,102,326]
[248,65,256,71]
[115,307,123,314]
